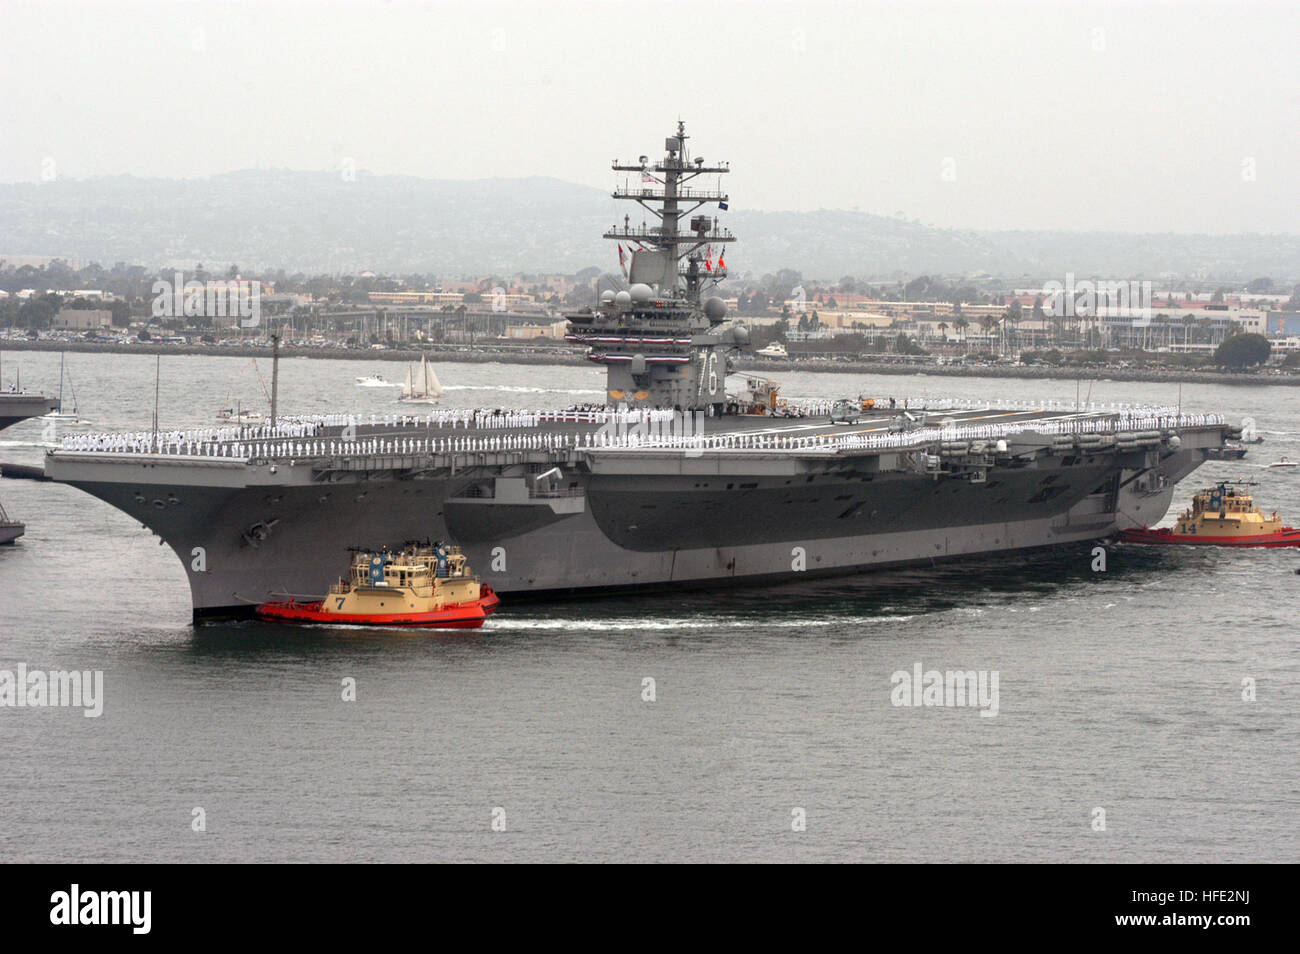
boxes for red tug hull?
[256,586,500,629]
[1117,527,1300,548]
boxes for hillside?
[2,171,1296,280]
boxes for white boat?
[1267,457,1297,469]
[215,362,274,423]
[355,374,396,387]
[756,342,788,359]
[216,388,263,422]
[42,352,89,424]
[398,355,442,405]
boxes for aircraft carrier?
[1,391,59,543]
[42,123,1236,619]
[1,392,59,432]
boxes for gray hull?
[0,393,57,543]
[46,414,1216,619]
[0,393,59,431]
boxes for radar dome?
[614,290,632,309]
[704,297,727,320]
[599,290,615,303]
[629,283,653,303]
[730,325,749,346]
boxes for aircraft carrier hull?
[1,393,59,544]
[45,409,1219,620]
[0,394,59,431]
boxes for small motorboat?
[1118,482,1300,548]
[256,542,499,628]
[355,374,395,387]
[1266,457,1297,469]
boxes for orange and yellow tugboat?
[1119,482,1300,548]
[256,542,499,628]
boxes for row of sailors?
[54,412,492,452]
[246,407,683,433]
[57,412,1224,459]
[58,431,259,453]
[56,431,880,457]
[328,407,682,429]
[1030,413,1223,432]
[943,401,1196,414]
[57,407,687,452]
[59,425,330,453]
[1116,405,1194,420]
[54,401,1215,456]
[52,432,894,457]
[308,403,1201,429]
[466,409,677,428]
[777,399,1199,416]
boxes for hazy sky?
[2,0,1297,233]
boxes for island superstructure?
[42,123,1238,619]
[565,121,746,411]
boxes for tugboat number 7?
[256,543,499,628]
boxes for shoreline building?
[51,309,113,332]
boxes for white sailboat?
[216,396,260,423]
[398,354,442,405]
[42,352,86,423]
[215,362,270,423]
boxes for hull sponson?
[47,425,1215,619]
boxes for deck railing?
[50,403,1225,462]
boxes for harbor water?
[1,351,1296,862]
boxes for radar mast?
[566,123,747,412]
[607,121,734,303]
